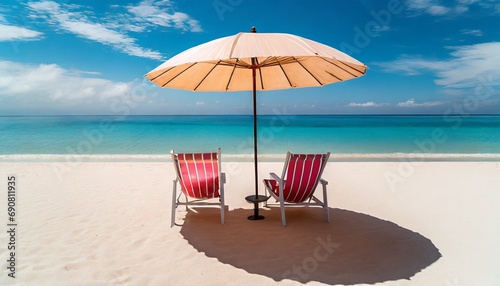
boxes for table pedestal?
[245,195,269,220]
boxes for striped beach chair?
[263,152,331,226]
[170,148,225,227]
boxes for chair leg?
[220,172,225,224]
[184,194,189,211]
[220,187,225,225]
[280,196,287,227]
[322,182,330,223]
[171,180,178,227]
[263,183,268,207]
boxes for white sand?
[1,158,499,285]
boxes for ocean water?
[1,115,500,156]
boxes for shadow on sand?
[179,207,441,285]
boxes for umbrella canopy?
[146,29,366,91]
[146,27,367,219]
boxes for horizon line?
[1,113,500,117]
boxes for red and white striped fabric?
[264,154,325,203]
[175,152,220,199]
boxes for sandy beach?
[1,157,499,285]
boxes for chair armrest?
[221,172,226,184]
[270,172,281,183]
[320,178,328,186]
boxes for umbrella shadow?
[179,207,441,285]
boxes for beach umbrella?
[146,27,367,219]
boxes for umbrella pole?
[244,57,268,220]
[252,64,258,198]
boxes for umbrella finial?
[250,26,256,33]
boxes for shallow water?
[1,115,499,155]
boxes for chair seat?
[263,179,278,191]
[263,152,331,226]
[264,179,309,204]
[177,152,220,199]
[171,148,225,227]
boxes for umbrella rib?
[276,58,293,88]
[148,65,177,82]
[321,58,365,77]
[259,56,278,67]
[308,59,341,82]
[193,60,220,91]
[221,59,251,68]
[325,70,342,81]
[226,63,237,91]
[229,33,244,59]
[291,35,318,55]
[254,58,265,90]
[293,57,324,86]
[258,67,264,90]
[337,60,366,75]
[161,62,197,87]
[260,56,296,67]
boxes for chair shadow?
[179,207,441,285]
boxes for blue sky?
[0,0,499,115]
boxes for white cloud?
[397,98,443,107]
[125,0,202,33]
[453,5,469,14]
[0,23,43,41]
[61,21,133,45]
[460,29,483,36]
[25,0,203,59]
[374,55,452,75]
[371,25,391,36]
[347,101,388,107]
[405,0,477,16]
[195,101,205,106]
[427,5,450,15]
[406,0,433,10]
[458,0,479,4]
[437,43,500,88]
[0,60,137,103]
[374,42,500,93]
[467,0,500,15]
[26,1,165,60]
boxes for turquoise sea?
[1,115,500,156]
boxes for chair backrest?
[281,153,329,203]
[172,150,221,199]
